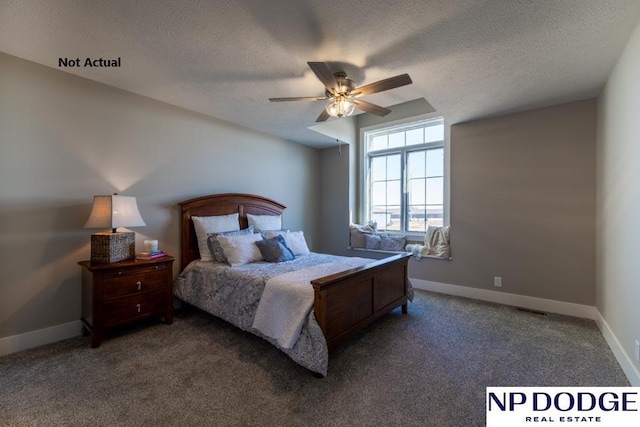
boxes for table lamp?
[84,194,146,263]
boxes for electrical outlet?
[494,277,502,288]
[635,340,640,363]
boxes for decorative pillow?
[406,243,427,259]
[380,235,406,251]
[258,228,290,239]
[216,233,263,267]
[364,234,381,250]
[207,226,254,263]
[264,230,310,256]
[192,214,240,261]
[247,214,282,231]
[255,235,295,263]
[349,224,376,248]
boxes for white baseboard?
[0,320,82,357]
[411,278,597,319]
[3,284,639,388]
[594,311,640,387]
[411,278,640,386]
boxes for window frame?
[359,113,449,238]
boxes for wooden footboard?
[311,253,411,352]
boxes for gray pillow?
[255,235,295,263]
[207,226,255,263]
[380,235,406,251]
[364,234,381,250]
[349,224,376,248]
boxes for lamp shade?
[84,195,146,230]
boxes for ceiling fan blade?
[269,96,327,102]
[352,99,391,117]
[316,109,330,122]
[352,74,412,97]
[308,62,339,93]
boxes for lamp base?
[90,232,135,263]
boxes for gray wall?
[318,145,351,256]
[321,95,597,306]
[596,21,640,375]
[411,100,597,305]
[0,52,320,339]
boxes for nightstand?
[78,255,174,348]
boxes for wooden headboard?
[178,193,286,271]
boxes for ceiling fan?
[269,62,412,122]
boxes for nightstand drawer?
[103,290,166,327]
[102,269,167,298]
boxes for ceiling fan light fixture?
[269,62,412,122]
[326,96,355,118]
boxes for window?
[364,117,445,234]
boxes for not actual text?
[58,57,121,68]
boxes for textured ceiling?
[1,0,640,148]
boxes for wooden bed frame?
[179,193,411,352]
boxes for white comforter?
[251,257,370,348]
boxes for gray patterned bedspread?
[174,253,357,376]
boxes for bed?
[174,193,412,375]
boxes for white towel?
[252,257,370,349]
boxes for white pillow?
[247,213,282,231]
[216,233,264,266]
[264,230,310,256]
[192,214,240,261]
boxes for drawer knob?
[136,281,142,291]
[136,303,141,313]
[118,271,122,275]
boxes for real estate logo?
[487,387,640,426]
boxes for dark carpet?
[0,290,628,426]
